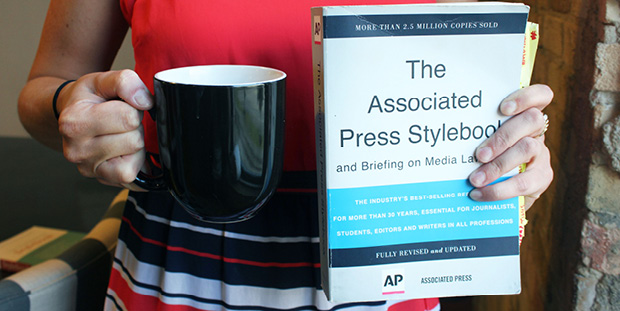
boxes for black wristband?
[52,80,75,120]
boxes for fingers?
[468,84,554,208]
[64,126,145,179]
[96,149,146,185]
[475,84,553,164]
[499,84,554,116]
[60,99,144,138]
[56,70,152,187]
[475,108,545,163]
[470,136,541,189]
[469,141,552,210]
[56,70,153,118]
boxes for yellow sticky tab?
[517,23,539,244]
[520,22,540,88]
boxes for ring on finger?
[538,113,549,137]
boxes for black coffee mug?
[134,65,286,223]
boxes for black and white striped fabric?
[104,172,439,311]
[0,190,127,311]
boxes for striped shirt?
[105,173,440,310]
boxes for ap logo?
[313,16,322,45]
[382,269,405,295]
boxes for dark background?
[0,137,119,241]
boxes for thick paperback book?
[0,226,84,273]
[312,2,531,302]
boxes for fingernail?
[470,171,486,187]
[469,189,482,201]
[500,100,517,115]
[476,147,493,163]
[133,92,151,109]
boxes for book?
[0,226,84,273]
[312,2,532,302]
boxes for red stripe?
[123,216,321,268]
[110,266,439,311]
[109,266,213,311]
[388,298,440,311]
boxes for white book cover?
[312,2,530,302]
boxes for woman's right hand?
[55,69,153,188]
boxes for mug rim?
[154,64,287,87]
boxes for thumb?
[94,69,154,111]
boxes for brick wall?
[576,0,620,310]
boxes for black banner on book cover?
[330,236,519,267]
[323,13,528,38]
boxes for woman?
[18,0,553,309]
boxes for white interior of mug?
[155,65,286,86]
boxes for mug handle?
[133,109,167,191]
[133,153,167,191]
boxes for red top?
[122,0,434,172]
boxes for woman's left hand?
[468,84,554,211]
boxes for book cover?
[312,2,531,302]
[0,226,84,273]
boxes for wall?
[0,0,135,138]
[576,0,620,309]
[0,1,134,239]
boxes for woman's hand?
[468,84,554,211]
[56,69,153,188]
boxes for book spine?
[311,6,330,300]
